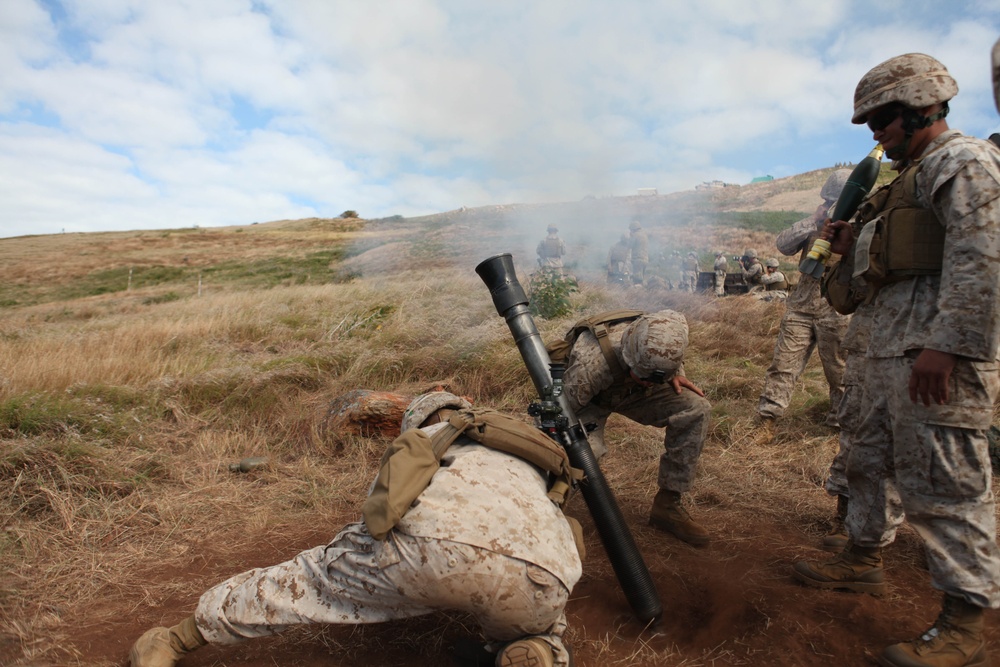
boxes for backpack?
[546,310,645,384]
[362,408,585,554]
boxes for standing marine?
[628,220,649,284]
[712,250,729,296]
[756,170,852,427]
[792,52,1000,667]
[537,224,567,271]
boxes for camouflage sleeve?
[562,332,614,412]
[922,139,1000,360]
[760,271,785,285]
[775,215,818,256]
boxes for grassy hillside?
[0,163,963,667]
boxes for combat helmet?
[993,37,1000,114]
[629,220,642,231]
[547,224,558,233]
[743,248,758,259]
[401,391,471,432]
[620,310,688,380]
[765,258,780,268]
[851,53,957,124]
[820,169,852,204]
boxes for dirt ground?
[66,489,997,667]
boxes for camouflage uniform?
[562,312,710,495]
[536,229,566,270]
[194,421,582,665]
[757,188,850,424]
[607,236,631,284]
[712,252,728,296]
[845,130,1000,609]
[629,223,649,284]
[754,267,789,302]
[743,257,764,288]
[682,253,699,292]
[823,302,874,498]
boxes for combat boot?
[496,637,555,667]
[792,542,887,595]
[878,595,987,667]
[821,494,849,552]
[129,615,207,667]
[649,490,710,546]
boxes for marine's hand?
[823,220,855,255]
[909,349,956,406]
[672,375,705,397]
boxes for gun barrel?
[476,253,663,624]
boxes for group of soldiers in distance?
[536,219,791,300]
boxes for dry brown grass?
[0,175,963,666]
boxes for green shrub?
[527,269,578,319]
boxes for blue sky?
[2,0,999,239]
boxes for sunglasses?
[867,106,903,132]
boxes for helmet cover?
[401,392,471,432]
[852,53,957,124]
[620,310,688,379]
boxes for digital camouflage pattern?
[847,127,1000,609]
[851,53,958,124]
[758,184,850,422]
[713,253,728,297]
[194,427,582,666]
[993,37,1000,114]
[400,392,471,431]
[846,357,1000,608]
[562,314,710,493]
[865,131,1000,363]
[821,169,852,204]
[824,303,874,497]
[620,310,688,379]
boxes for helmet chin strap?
[885,103,950,161]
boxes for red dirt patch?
[68,501,999,667]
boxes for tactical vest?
[542,236,562,257]
[608,243,630,263]
[546,310,646,408]
[853,147,947,293]
[362,408,584,544]
[765,274,789,291]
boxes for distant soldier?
[753,258,788,301]
[757,170,851,430]
[628,220,649,284]
[712,250,729,296]
[740,248,764,289]
[671,250,685,290]
[536,225,566,271]
[607,234,632,285]
[682,251,700,292]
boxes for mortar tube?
[475,253,663,625]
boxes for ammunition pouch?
[765,277,788,291]
[821,260,867,315]
[852,147,945,299]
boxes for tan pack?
[362,408,584,552]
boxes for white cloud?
[1,0,999,238]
